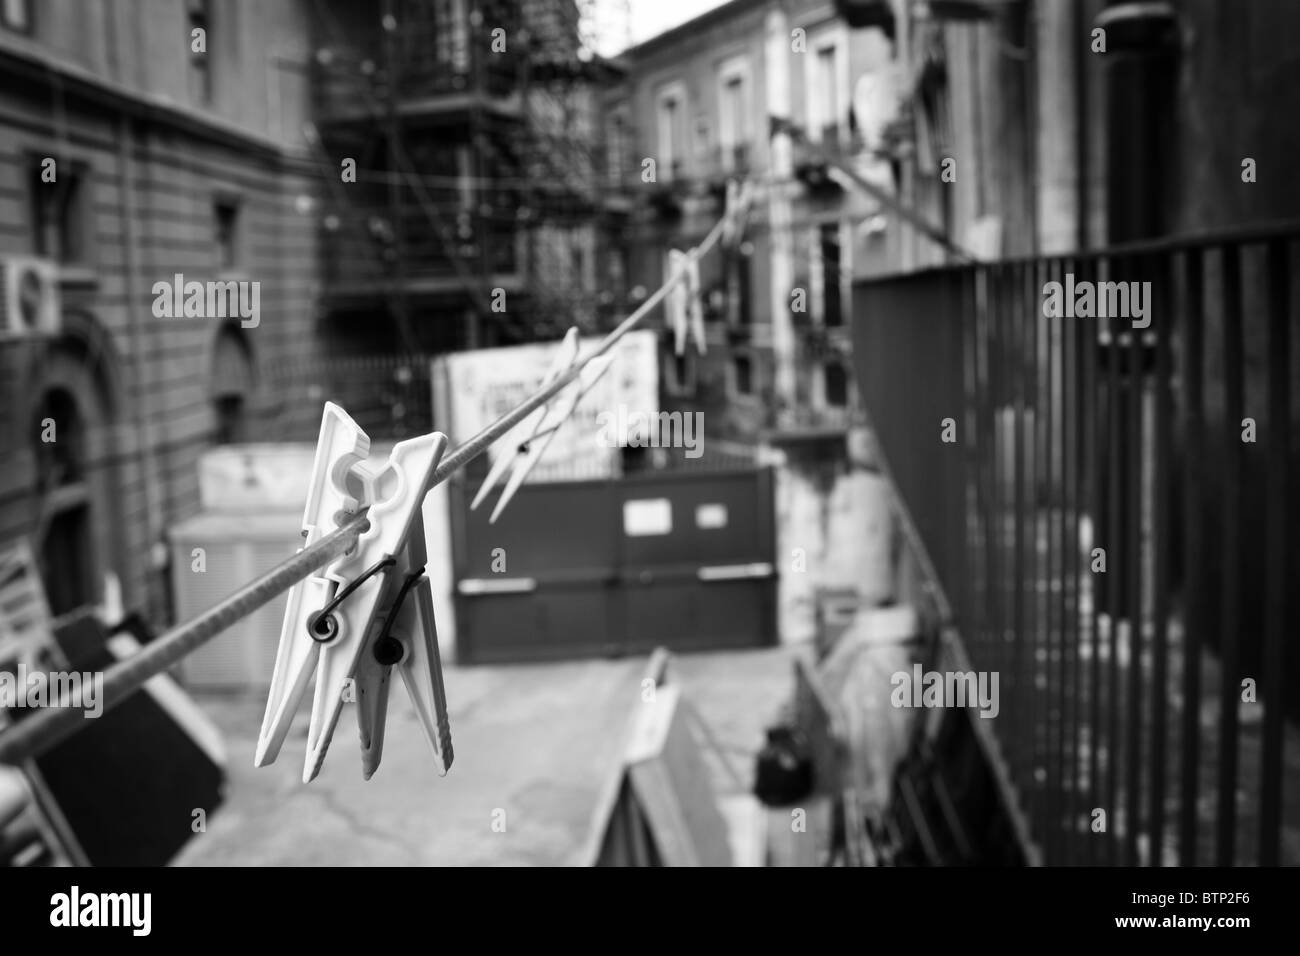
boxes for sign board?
[623,498,672,537]
[438,331,659,482]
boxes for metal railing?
[852,223,1298,865]
[320,190,519,287]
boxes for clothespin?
[666,248,705,356]
[471,327,614,523]
[256,402,453,783]
[723,178,755,248]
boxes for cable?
[0,188,743,766]
[0,509,372,766]
[431,209,730,485]
[307,555,395,643]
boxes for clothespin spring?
[307,555,397,643]
[370,568,426,666]
[308,555,428,670]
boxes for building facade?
[608,0,900,445]
[310,0,623,356]
[0,0,323,622]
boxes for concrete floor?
[173,646,796,866]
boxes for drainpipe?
[765,4,797,428]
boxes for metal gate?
[450,467,777,663]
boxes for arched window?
[211,322,255,444]
[25,311,125,618]
[32,388,94,615]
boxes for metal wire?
[0,510,371,766]
[431,211,730,485]
[0,199,738,767]
[308,554,395,643]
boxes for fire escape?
[308,0,623,355]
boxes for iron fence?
[852,223,1299,865]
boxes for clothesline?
[1,122,961,765]
[0,202,736,768]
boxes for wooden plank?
[627,684,732,866]
[581,648,670,866]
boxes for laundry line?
[0,206,735,769]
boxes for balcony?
[791,125,869,193]
[852,223,1300,865]
[706,141,754,181]
[313,2,523,123]
[319,192,519,302]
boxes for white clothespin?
[723,178,755,248]
[667,248,705,356]
[471,327,614,523]
[256,402,453,783]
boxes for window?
[656,83,688,181]
[820,223,842,327]
[717,58,751,172]
[805,28,848,147]
[1,0,31,33]
[732,355,753,396]
[817,47,839,143]
[211,323,254,444]
[30,159,90,264]
[824,361,849,408]
[188,0,212,105]
[727,246,752,327]
[214,199,240,271]
[607,111,629,186]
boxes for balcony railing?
[320,190,518,292]
[313,0,522,119]
[705,142,754,181]
[852,223,1299,865]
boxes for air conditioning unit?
[0,256,60,340]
